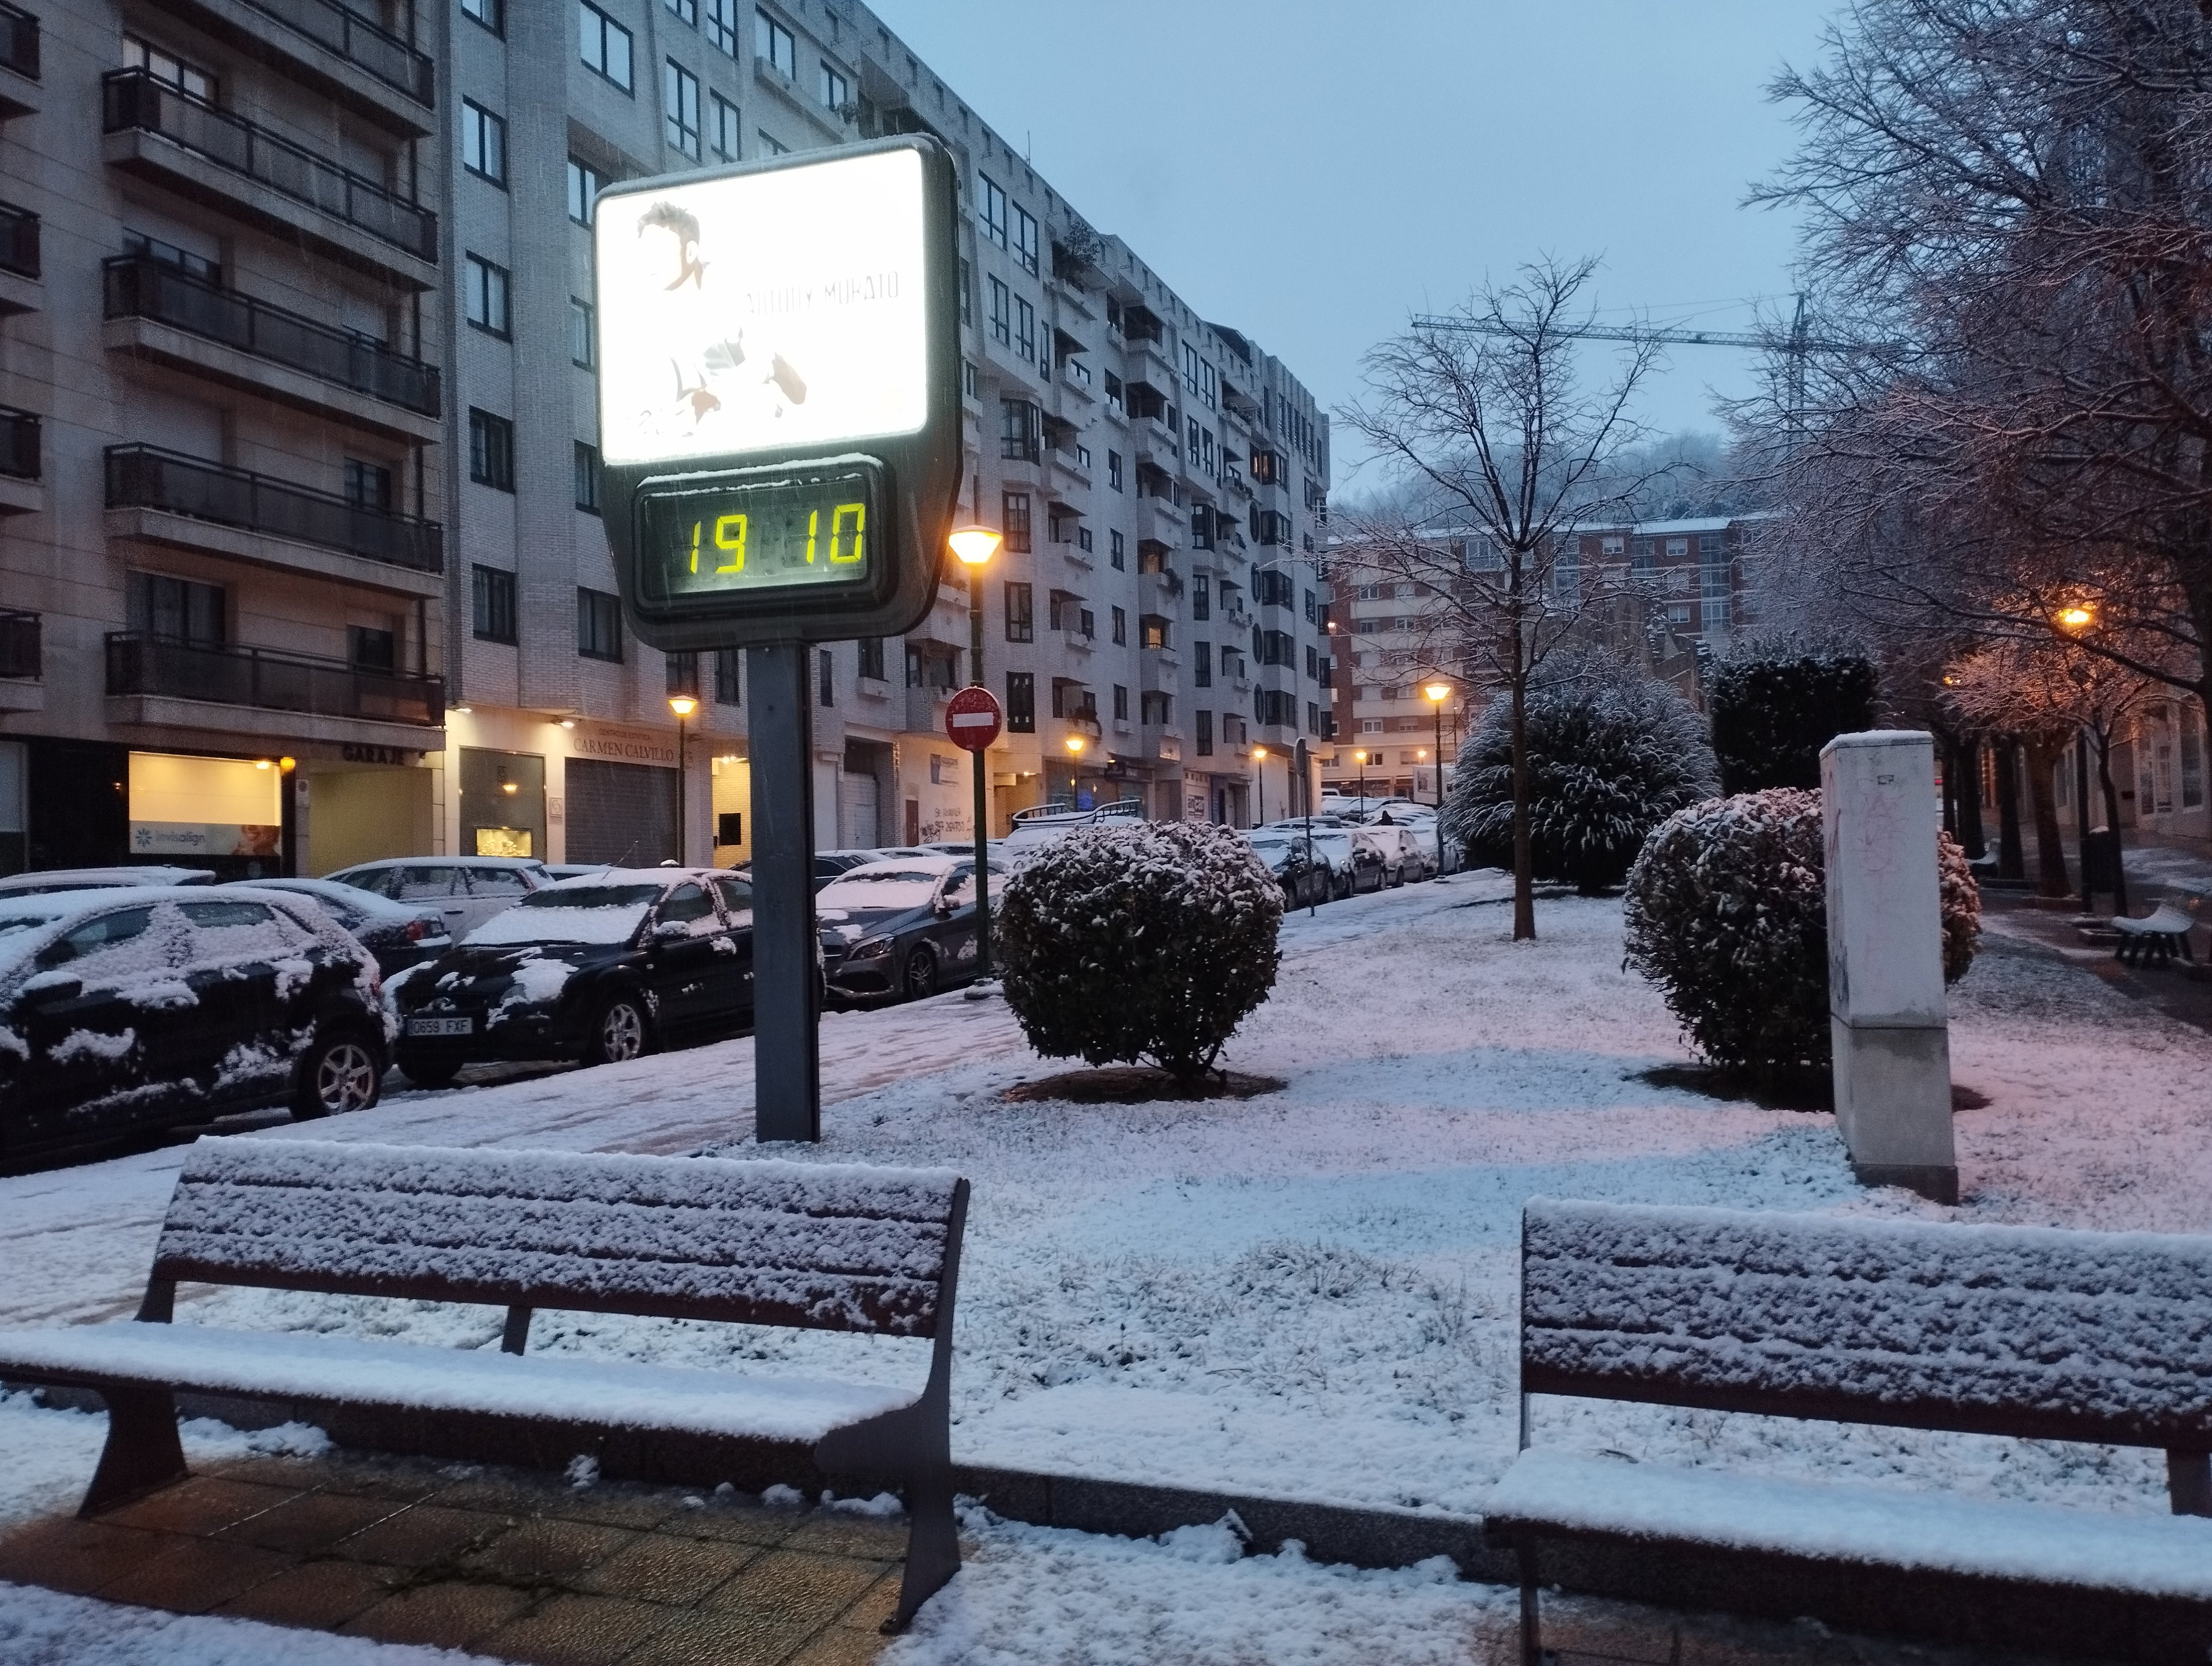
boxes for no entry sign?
[945,685,1002,752]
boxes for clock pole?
[748,640,821,1142]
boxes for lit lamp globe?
[667,693,699,719]
[948,526,1002,568]
[1064,734,1085,757]
[1424,680,1451,705]
[2057,604,2095,631]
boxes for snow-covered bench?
[0,1138,970,1633]
[1489,1199,2212,1666]
[2113,903,2198,967]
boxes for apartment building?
[434,0,1334,868]
[1321,515,1757,801]
[0,0,447,878]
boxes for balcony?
[0,197,33,313]
[1062,628,1095,655]
[165,0,434,134]
[1062,714,1103,744]
[102,71,438,289]
[106,445,443,597]
[104,255,440,440]
[904,683,951,734]
[107,632,444,734]
[0,610,35,712]
[0,401,38,514]
[0,1,36,117]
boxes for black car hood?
[818,901,947,950]
[400,940,628,1008]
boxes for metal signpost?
[591,138,962,1143]
[944,685,1003,975]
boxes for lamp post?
[1353,749,1367,816]
[1424,680,1451,873]
[2056,599,2105,911]
[948,524,1003,977]
[667,691,698,864]
[1251,744,1267,828]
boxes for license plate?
[406,1016,474,1037]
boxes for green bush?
[1708,654,1879,794]
[996,821,1282,1081]
[1622,788,1978,1074]
[1442,654,1718,893]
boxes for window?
[1013,204,1038,276]
[1004,581,1033,642]
[1077,526,1094,553]
[1113,684,1129,721]
[472,566,517,643]
[818,648,834,707]
[462,0,503,35]
[665,0,695,23]
[1077,444,1092,469]
[1002,491,1032,553]
[964,361,977,399]
[464,254,510,337]
[342,625,394,673]
[959,258,972,328]
[468,408,515,491]
[123,34,215,100]
[461,101,506,185]
[756,10,795,76]
[710,92,740,159]
[1256,568,1295,608]
[577,1,633,89]
[1360,717,1383,734]
[1109,529,1126,569]
[567,158,602,225]
[1107,451,1123,492]
[820,61,848,110]
[999,399,1039,462]
[569,297,595,368]
[1111,606,1127,646]
[1193,576,1212,620]
[1304,589,1318,623]
[578,588,623,661]
[1194,641,1211,687]
[132,572,225,644]
[343,458,393,510]
[1015,297,1036,362]
[574,442,600,512]
[1105,371,1124,416]
[1006,671,1036,733]
[1142,618,1169,651]
[715,647,741,704]
[978,174,1008,248]
[1304,644,1319,679]
[1195,709,1213,756]
[667,649,699,695]
[857,638,884,680]
[1142,691,1171,726]
[664,60,700,157]
[706,0,737,55]
[757,128,788,157]
[988,277,1011,345]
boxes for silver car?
[323,856,552,940]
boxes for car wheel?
[396,1049,463,1090]
[293,1029,382,1119]
[902,945,938,1001]
[585,994,651,1065]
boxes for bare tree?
[1338,258,1666,939]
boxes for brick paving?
[0,1450,899,1665]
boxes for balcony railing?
[107,631,445,727]
[0,402,37,479]
[0,200,35,278]
[102,69,437,261]
[0,2,37,79]
[0,611,36,678]
[105,255,439,415]
[107,444,442,573]
[242,0,433,107]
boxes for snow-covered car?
[1303,828,1386,898]
[0,865,215,896]
[1243,831,1330,910]
[0,887,389,1163]
[217,877,452,977]
[323,856,552,940]
[1001,800,1144,860]
[816,855,1004,1004]
[390,868,754,1087]
[1361,824,1437,886]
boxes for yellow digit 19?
[829,502,865,565]
[714,513,746,573]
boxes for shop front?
[299,742,436,875]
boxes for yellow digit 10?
[828,502,865,565]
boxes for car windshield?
[464,883,661,946]
[816,870,944,911]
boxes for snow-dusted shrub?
[1707,653,1879,794]
[997,821,1282,1081]
[1442,653,1717,893]
[1623,789,1978,1074]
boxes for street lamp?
[1424,680,1452,873]
[948,525,1004,978]
[668,691,698,865]
[1352,748,1368,816]
[2057,603,2096,632]
[1251,745,1268,828]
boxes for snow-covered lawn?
[1,873,2207,1661]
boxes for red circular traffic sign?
[944,685,1003,752]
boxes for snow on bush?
[1623,788,1978,1074]
[997,821,1282,1082]
[1442,652,1717,894]
[1707,651,1880,795]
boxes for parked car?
[390,868,754,1086]
[1362,824,1438,886]
[1244,831,1331,911]
[1002,800,1144,860]
[324,856,552,939]
[816,855,1003,1003]
[0,865,215,896]
[217,877,451,977]
[0,886,390,1163]
[1303,828,1387,898]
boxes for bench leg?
[2168,1449,2212,1516]
[80,1386,187,1516]
[884,1473,959,1635]
[1519,1543,1544,1666]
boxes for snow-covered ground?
[2,872,2208,1659]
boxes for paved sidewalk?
[0,1450,899,1664]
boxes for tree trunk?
[1941,737,1960,838]
[1994,740,2025,880]
[1955,736,1986,858]
[1509,669,1534,941]
[2095,727,2129,917]
[2024,735,2069,898]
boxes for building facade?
[0,0,448,878]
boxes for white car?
[323,856,552,941]
[1362,824,1439,886]
[0,865,216,896]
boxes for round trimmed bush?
[997,820,1283,1081]
[1622,789,1978,1075]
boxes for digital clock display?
[636,461,881,607]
